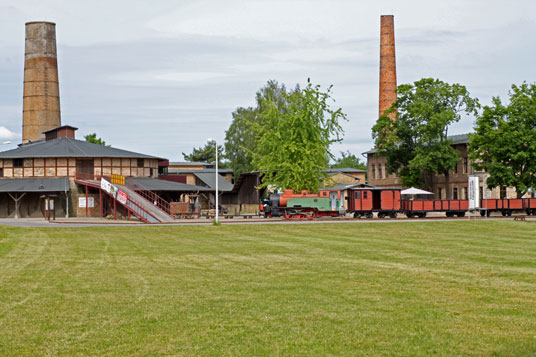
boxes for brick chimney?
[379,15,397,119]
[23,22,61,143]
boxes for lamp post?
[209,139,219,224]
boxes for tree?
[469,82,536,198]
[330,151,367,170]
[182,141,227,167]
[224,80,297,176]
[372,78,479,198]
[252,79,347,192]
[84,133,109,146]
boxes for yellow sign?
[111,174,125,186]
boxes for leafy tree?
[372,78,479,197]
[182,141,228,167]
[224,80,297,176]
[252,79,347,192]
[84,133,109,146]
[330,151,367,170]
[469,82,536,198]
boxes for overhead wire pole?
[215,140,219,224]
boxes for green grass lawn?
[0,221,535,356]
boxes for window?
[463,187,467,200]
[480,186,483,200]
[13,159,23,168]
[355,191,361,199]
[453,187,458,200]
[149,168,154,177]
[454,161,458,174]
[378,164,383,179]
[438,188,442,199]
[137,158,144,167]
[0,168,3,177]
[385,163,388,177]
[363,191,368,199]
[500,187,506,199]
[463,157,468,174]
[371,165,376,179]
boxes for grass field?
[0,221,535,356]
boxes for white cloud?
[0,126,18,140]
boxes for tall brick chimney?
[23,22,61,143]
[379,15,397,119]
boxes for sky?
[0,0,535,161]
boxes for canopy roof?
[0,178,69,192]
[401,187,434,195]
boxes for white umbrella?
[401,187,434,195]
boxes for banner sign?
[468,176,479,210]
[101,178,118,198]
[117,190,128,205]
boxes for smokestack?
[23,21,61,143]
[379,15,397,119]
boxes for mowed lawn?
[0,222,535,356]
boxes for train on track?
[261,187,536,220]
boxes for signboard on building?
[101,178,118,198]
[468,176,479,210]
[78,197,94,208]
[117,190,128,205]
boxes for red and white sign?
[117,190,128,205]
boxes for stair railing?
[125,178,171,215]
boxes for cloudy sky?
[0,0,535,161]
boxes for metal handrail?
[125,178,171,215]
[124,197,159,223]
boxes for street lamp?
[208,138,219,224]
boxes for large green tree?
[182,141,227,167]
[372,78,479,197]
[469,82,536,198]
[252,79,346,192]
[224,80,297,176]
[330,151,367,170]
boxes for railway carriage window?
[363,192,368,199]
[355,192,361,199]
[371,165,375,179]
[463,158,468,174]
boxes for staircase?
[74,176,175,223]
[114,183,175,223]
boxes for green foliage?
[253,79,346,192]
[372,78,479,196]
[225,80,297,176]
[469,82,536,198]
[84,133,109,146]
[182,141,228,167]
[330,151,367,170]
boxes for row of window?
[370,163,387,180]
[7,158,147,168]
[371,157,470,180]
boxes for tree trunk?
[444,171,451,199]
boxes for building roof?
[167,168,234,174]
[0,177,69,192]
[193,172,234,192]
[0,138,163,160]
[168,161,214,167]
[129,177,212,192]
[363,133,471,155]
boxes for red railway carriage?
[347,188,401,218]
[402,199,469,217]
[480,198,531,216]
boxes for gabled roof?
[193,172,234,192]
[0,177,69,192]
[0,138,163,160]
